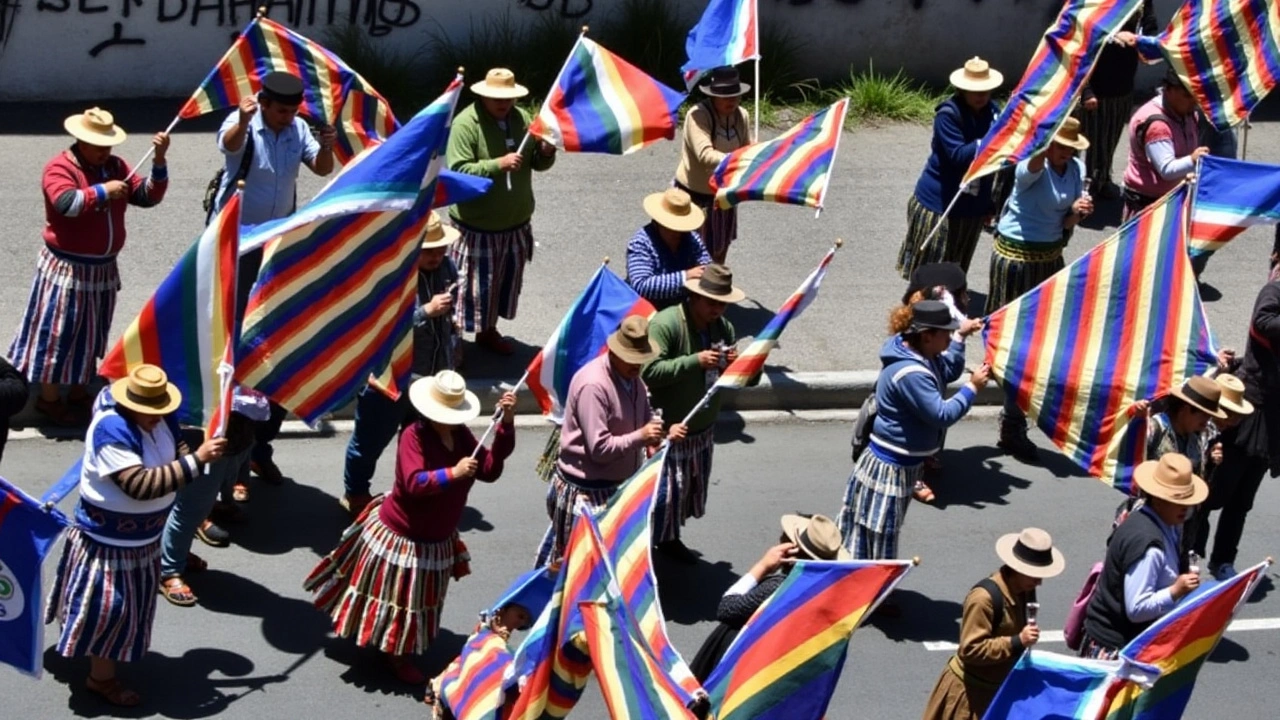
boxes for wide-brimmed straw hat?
[1171,375,1228,419]
[1051,117,1090,151]
[471,68,529,99]
[1134,453,1209,506]
[606,316,660,365]
[643,188,706,233]
[996,527,1066,579]
[907,300,960,333]
[420,211,461,249]
[699,66,751,98]
[780,514,851,561]
[409,370,480,425]
[64,107,127,147]
[684,263,746,303]
[950,57,1004,93]
[110,364,182,416]
[1214,374,1254,416]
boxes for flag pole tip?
[911,556,921,566]
[457,66,465,75]
[834,238,844,249]
[236,179,246,190]
[603,256,610,265]
[581,25,589,34]
[256,5,266,16]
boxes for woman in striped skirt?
[673,66,753,265]
[305,371,516,685]
[9,109,169,426]
[984,118,1093,464]
[897,58,1004,279]
[838,301,988,616]
[45,365,225,707]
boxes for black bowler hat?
[699,66,751,98]
[907,300,960,333]
[903,262,967,304]
[260,71,304,105]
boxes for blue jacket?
[870,335,974,458]
[913,96,1000,217]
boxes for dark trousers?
[250,401,289,467]
[1190,442,1269,567]
[0,414,10,465]
[342,385,413,497]
[236,246,288,469]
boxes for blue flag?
[982,651,1133,720]
[0,477,69,677]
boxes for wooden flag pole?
[1240,113,1251,160]
[753,57,761,141]
[509,25,588,190]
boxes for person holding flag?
[626,188,711,311]
[1121,69,1208,221]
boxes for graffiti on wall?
[516,0,591,19]
[0,0,18,50]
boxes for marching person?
[9,108,169,427]
[215,70,338,488]
[674,66,754,265]
[923,528,1065,720]
[0,354,28,466]
[626,188,711,310]
[1187,373,1254,579]
[985,117,1091,464]
[45,365,226,707]
[898,57,1004,278]
[340,212,460,516]
[1080,453,1206,659]
[643,264,747,563]
[1139,375,1225,474]
[447,68,556,356]
[305,371,517,684]
[1121,69,1207,222]
[534,316,686,567]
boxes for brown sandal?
[912,480,936,504]
[159,576,197,607]
[86,675,141,707]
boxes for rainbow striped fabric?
[99,190,241,435]
[579,600,698,720]
[681,0,759,90]
[710,98,848,210]
[983,185,1219,491]
[435,626,513,720]
[704,560,913,720]
[1135,0,1280,130]
[963,0,1143,185]
[529,37,685,155]
[1189,155,1280,258]
[983,651,1128,719]
[178,16,398,164]
[715,244,838,389]
[235,78,462,424]
[525,266,654,420]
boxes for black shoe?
[195,519,231,547]
[998,432,1041,465]
[657,539,699,565]
[250,459,285,485]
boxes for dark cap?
[1162,67,1188,92]
[260,71,304,105]
[699,66,751,98]
[907,300,960,333]
[903,263,967,304]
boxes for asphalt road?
[1,101,1278,384]
[1,418,1276,719]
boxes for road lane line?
[920,618,1280,651]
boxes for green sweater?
[642,304,736,433]
[447,103,556,231]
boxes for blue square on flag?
[0,478,68,678]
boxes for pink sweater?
[556,354,651,486]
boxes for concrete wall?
[0,0,1183,102]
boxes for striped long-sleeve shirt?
[41,147,168,257]
[625,222,710,310]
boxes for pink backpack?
[1064,561,1104,651]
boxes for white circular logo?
[0,559,24,623]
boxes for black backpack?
[203,132,255,224]
[851,389,877,464]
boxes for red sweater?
[42,148,168,257]
[380,420,516,542]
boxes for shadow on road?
[1208,636,1250,664]
[323,627,467,702]
[865,589,962,644]
[927,446,1034,509]
[193,570,332,657]
[714,411,757,445]
[726,299,778,342]
[1079,194,1124,233]
[1246,574,1275,604]
[231,478,350,558]
[654,554,740,626]
[458,505,495,533]
[457,336,540,386]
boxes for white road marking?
[921,617,1280,651]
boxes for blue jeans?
[343,385,412,497]
[160,446,252,577]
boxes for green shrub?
[836,62,948,126]
[322,23,433,119]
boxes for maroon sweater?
[380,420,516,542]
[42,147,168,257]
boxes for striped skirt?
[653,427,716,544]
[1078,95,1133,187]
[304,496,471,656]
[534,470,619,568]
[43,527,161,663]
[450,222,534,333]
[983,235,1066,315]
[896,195,987,279]
[838,452,922,561]
[676,181,738,261]
[8,246,120,385]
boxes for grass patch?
[322,23,432,119]
[596,0,689,91]
[835,62,948,126]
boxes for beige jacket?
[674,102,753,195]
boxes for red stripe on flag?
[1052,249,1105,445]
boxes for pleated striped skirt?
[304,496,471,656]
[450,222,534,333]
[534,470,619,568]
[1077,94,1133,188]
[44,527,161,663]
[896,195,987,280]
[676,181,738,261]
[983,235,1066,315]
[8,246,120,385]
[838,451,922,561]
[653,427,716,544]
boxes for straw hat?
[471,68,529,99]
[409,370,480,425]
[1134,453,1209,506]
[684,263,746,303]
[780,514,851,561]
[643,188,706,233]
[1170,375,1228,419]
[995,527,1065,579]
[950,57,1004,93]
[110,364,182,416]
[64,107,127,147]
[1051,117,1090,151]
[1214,374,1254,415]
[606,316,660,365]
[420,211,461,249]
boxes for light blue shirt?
[995,156,1085,244]
[216,111,320,226]
[1122,505,1182,623]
